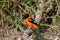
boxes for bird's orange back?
[25,16,38,29]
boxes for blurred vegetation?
[0,0,60,40]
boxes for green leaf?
[23,0,28,3]
[19,26,23,31]
[0,0,9,2]
[25,7,30,11]
[40,24,51,26]
[31,7,36,13]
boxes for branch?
[21,28,34,40]
[35,0,44,24]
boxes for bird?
[23,11,38,29]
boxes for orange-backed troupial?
[23,11,38,29]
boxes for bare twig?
[21,28,34,40]
[35,0,44,24]
[34,0,44,40]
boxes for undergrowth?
[0,0,60,40]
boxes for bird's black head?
[23,14,29,19]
